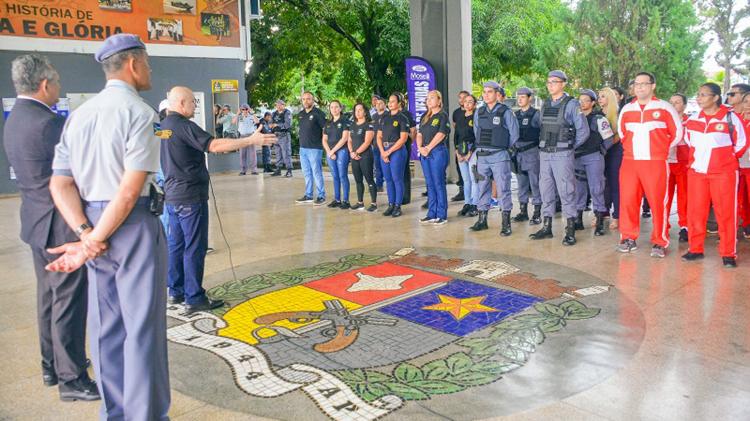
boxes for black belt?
[540,146,572,153]
[515,142,539,153]
[574,149,601,159]
[476,149,503,156]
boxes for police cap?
[547,70,568,82]
[95,34,146,63]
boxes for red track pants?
[619,159,670,247]
[667,162,689,230]
[687,170,738,258]
[738,168,750,227]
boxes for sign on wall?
[0,0,243,59]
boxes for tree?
[569,0,707,97]
[698,0,750,92]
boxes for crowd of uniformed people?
[3,31,750,420]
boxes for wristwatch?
[75,223,92,238]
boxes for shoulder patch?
[596,117,614,139]
[153,123,172,139]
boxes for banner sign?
[211,79,239,93]
[404,56,436,160]
[0,0,242,58]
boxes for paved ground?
[1,169,749,420]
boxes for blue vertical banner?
[404,56,436,160]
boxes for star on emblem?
[346,272,413,292]
[422,294,498,320]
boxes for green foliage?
[333,299,601,403]
[697,0,750,91]
[570,0,706,97]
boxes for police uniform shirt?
[547,93,590,148]
[237,114,256,136]
[324,117,347,149]
[379,112,410,144]
[159,113,214,205]
[349,121,375,151]
[472,103,521,149]
[454,110,476,155]
[419,111,451,146]
[272,109,291,132]
[297,107,327,149]
[52,79,160,201]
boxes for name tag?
[492,116,501,125]
[522,118,529,126]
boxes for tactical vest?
[476,104,511,150]
[575,112,605,158]
[515,107,540,152]
[539,96,576,151]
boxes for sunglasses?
[727,92,740,97]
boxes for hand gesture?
[45,242,91,273]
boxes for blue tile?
[379,279,542,336]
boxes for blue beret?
[240,103,250,109]
[547,70,568,81]
[483,81,506,96]
[275,99,286,105]
[95,34,146,63]
[516,87,533,96]
[580,89,598,101]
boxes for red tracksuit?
[737,117,750,227]
[618,97,683,247]
[666,113,690,230]
[684,106,748,258]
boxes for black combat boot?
[529,217,553,239]
[562,217,577,246]
[594,212,605,236]
[500,211,512,236]
[470,211,488,231]
[271,168,282,176]
[513,203,529,222]
[530,204,542,225]
[574,210,584,231]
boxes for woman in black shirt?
[377,93,410,217]
[348,103,378,211]
[322,100,351,208]
[417,90,451,224]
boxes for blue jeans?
[372,145,384,188]
[420,144,449,219]
[299,147,325,199]
[326,148,351,202]
[457,152,478,206]
[261,145,271,166]
[382,145,407,205]
[166,201,209,305]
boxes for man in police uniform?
[575,89,614,236]
[529,70,590,246]
[512,87,542,225]
[47,34,170,419]
[469,81,520,236]
[161,87,276,313]
[270,99,293,177]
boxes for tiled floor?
[1,169,749,420]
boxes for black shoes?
[285,169,293,177]
[350,202,364,211]
[340,201,351,210]
[271,169,282,176]
[383,204,395,216]
[681,252,704,261]
[168,295,184,305]
[594,212,605,236]
[184,298,225,314]
[466,205,479,217]
[574,210,585,231]
[530,205,542,225]
[295,195,313,203]
[562,217,577,246]
[238,171,246,176]
[366,204,378,212]
[500,211,512,236]
[421,201,428,209]
[59,373,100,402]
[391,205,402,217]
[642,209,651,218]
[529,217,553,239]
[328,200,341,208]
[451,189,464,202]
[313,197,326,206]
[679,227,688,242]
[457,204,471,217]
[470,211,489,231]
[513,203,529,222]
[42,363,57,386]
[723,257,737,268]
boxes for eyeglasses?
[633,82,653,88]
[727,92,740,97]
[546,80,564,85]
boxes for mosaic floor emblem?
[166,248,645,420]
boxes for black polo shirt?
[419,111,451,146]
[160,113,213,205]
[454,110,476,155]
[324,117,347,149]
[373,112,386,132]
[379,112,409,144]
[349,121,375,151]
[297,107,327,149]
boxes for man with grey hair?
[3,54,99,402]
[47,34,169,419]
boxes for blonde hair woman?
[598,87,623,229]
[417,90,451,224]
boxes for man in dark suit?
[3,54,99,401]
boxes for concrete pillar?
[409,0,472,183]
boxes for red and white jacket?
[618,97,683,161]
[684,106,747,174]
[738,115,750,169]
[667,114,690,164]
